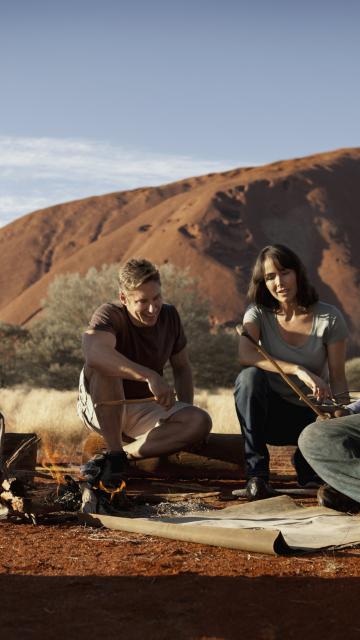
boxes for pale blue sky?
[1,0,359,224]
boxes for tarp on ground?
[82,495,360,555]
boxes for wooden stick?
[0,412,5,456]
[5,434,40,470]
[236,325,324,418]
[0,413,6,484]
[94,397,156,408]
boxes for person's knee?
[85,366,124,402]
[182,407,212,442]
[234,367,267,401]
[298,420,330,459]
[193,407,212,439]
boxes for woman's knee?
[234,367,268,401]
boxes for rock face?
[1,147,360,351]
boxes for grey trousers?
[299,414,360,503]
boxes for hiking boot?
[81,451,130,513]
[297,476,322,489]
[80,450,128,488]
[317,483,360,513]
[99,451,128,489]
[245,477,278,501]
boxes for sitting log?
[82,432,245,479]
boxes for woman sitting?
[234,244,349,500]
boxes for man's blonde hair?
[118,258,160,292]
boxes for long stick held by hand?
[94,397,156,408]
[236,324,324,418]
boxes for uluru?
[1,147,360,352]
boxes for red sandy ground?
[2,448,360,640]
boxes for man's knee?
[84,366,124,402]
[195,408,212,438]
[298,419,331,460]
[180,406,212,442]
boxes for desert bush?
[20,265,119,389]
[0,323,30,386]
[160,264,239,388]
[5,263,239,390]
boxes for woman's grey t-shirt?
[242,302,349,405]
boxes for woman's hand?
[296,368,331,402]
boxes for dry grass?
[0,387,87,458]
[0,386,239,456]
[194,388,238,434]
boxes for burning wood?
[0,413,83,522]
[0,414,223,523]
[0,469,83,522]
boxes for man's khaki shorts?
[77,369,190,442]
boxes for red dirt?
[3,520,360,640]
[2,447,360,640]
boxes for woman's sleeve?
[243,304,262,328]
[325,307,349,344]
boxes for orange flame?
[98,480,126,501]
[42,437,66,486]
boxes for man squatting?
[78,258,212,488]
[299,411,360,513]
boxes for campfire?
[0,411,233,527]
[0,412,129,524]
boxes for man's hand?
[146,372,176,410]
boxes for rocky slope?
[1,147,360,350]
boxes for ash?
[142,499,215,518]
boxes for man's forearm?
[173,365,194,404]
[83,332,175,407]
[84,340,154,384]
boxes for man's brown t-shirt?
[88,303,187,399]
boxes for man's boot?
[317,483,360,513]
[81,450,130,513]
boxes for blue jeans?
[299,414,360,503]
[234,367,317,482]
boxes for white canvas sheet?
[168,495,360,550]
[83,495,360,555]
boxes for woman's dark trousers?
[234,367,316,483]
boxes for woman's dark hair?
[247,244,319,310]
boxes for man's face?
[120,280,163,327]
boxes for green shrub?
[0,323,30,386]
[7,263,239,390]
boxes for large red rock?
[1,147,360,350]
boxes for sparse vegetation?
[1,263,239,390]
[0,386,239,457]
[0,386,87,457]
[0,323,30,386]
[20,264,120,389]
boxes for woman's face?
[263,256,298,305]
